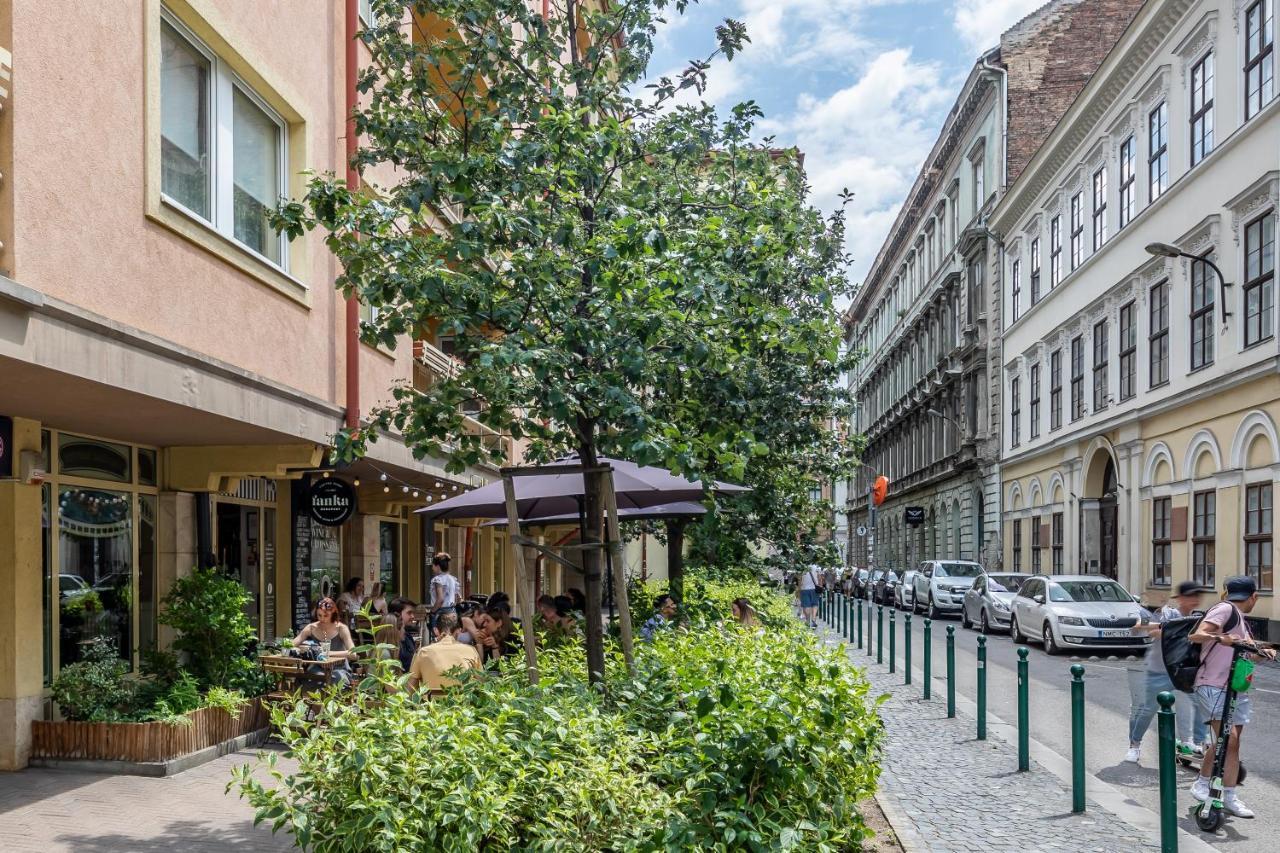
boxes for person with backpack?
[1187,576,1276,816]
[1125,581,1209,764]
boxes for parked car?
[58,573,92,599]
[895,570,920,610]
[873,570,900,606]
[961,572,1031,634]
[852,568,871,598]
[863,569,885,600]
[1009,575,1151,655]
[911,560,985,618]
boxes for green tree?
[276,0,852,684]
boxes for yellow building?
[994,0,1278,636]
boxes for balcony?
[412,339,512,467]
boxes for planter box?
[31,698,268,764]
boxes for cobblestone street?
[0,747,296,852]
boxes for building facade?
[843,0,1143,574]
[995,0,1279,634]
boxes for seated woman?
[291,597,355,684]
[367,581,389,618]
[730,597,760,630]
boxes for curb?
[818,622,1220,853]
[873,790,926,852]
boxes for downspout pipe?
[979,47,1007,192]
[344,0,360,432]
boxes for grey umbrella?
[479,500,707,527]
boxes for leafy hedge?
[234,575,882,851]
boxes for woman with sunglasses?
[292,597,355,682]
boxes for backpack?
[1161,606,1241,692]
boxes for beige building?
[995,0,1279,635]
[0,0,597,769]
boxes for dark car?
[863,569,885,600]
[873,570,900,606]
[852,568,871,597]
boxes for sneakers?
[1124,747,1141,764]
[1175,741,1195,757]
[1225,794,1255,818]
[1191,777,1211,802]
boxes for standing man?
[406,612,480,693]
[1189,576,1276,816]
[428,552,461,643]
[1124,580,1208,764]
[797,564,821,628]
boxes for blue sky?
[646,0,1049,284]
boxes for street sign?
[905,506,925,526]
[856,525,868,537]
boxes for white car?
[1009,575,1152,655]
[895,570,919,610]
[911,560,985,618]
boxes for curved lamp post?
[1145,242,1231,324]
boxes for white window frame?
[160,9,289,272]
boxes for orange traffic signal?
[873,475,889,506]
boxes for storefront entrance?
[214,479,277,640]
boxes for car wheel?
[927,596,940,620]
[1043,622,1061,656]
[961,606,972,630]
[980,609,992,635]
[1011,615,1024,643]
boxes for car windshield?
[935,562,983,578]
[988,575,1026,593]
[1049,581,1131,603]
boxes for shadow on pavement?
[52,819,295,853]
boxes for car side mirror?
[1033,594,1045,604]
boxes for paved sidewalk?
[819,622,1163,853]
[0,746,297,852]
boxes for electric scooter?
[1195,640,1272,832]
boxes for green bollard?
[1157,692,1177,853]
[976,634,987,740]
[1071,664,1086,813]
[904,613,912,685]
[889,609,896,674]
[877,606,884,665]
[846,594,854,643]
[839,593,845,636]
[857,597,864,649]
[923,618,932,699]
[821,589,827,622]
[1017,647,1030,771]
[946,626,956,719]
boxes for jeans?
[1128,667,1208,745]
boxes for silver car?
[961,572,1031,634]
[895,570,920,610]
[1009,575,1152,655]
[911,560,985,618]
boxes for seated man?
[406,612,480,693]
[641,593,678,642]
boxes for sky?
[645,0,1050,286]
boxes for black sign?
[905,506,925,526]
[307,478,357,526]
[0,416,11,478]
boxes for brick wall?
[1001,0,1147,184]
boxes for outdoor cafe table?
[258,653,347,692]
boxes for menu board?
[291,480,313,631]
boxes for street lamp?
[1145,242,1231,324]
[926,407,964,433]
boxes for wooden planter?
[31,698,269,764]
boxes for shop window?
[1246,483,1273,591]
[41,484,53,686]
[138,448,158,486]
[1193,490,1216,588]
[380,519,403,595]
[57,487,134,668]
[1152,497,1172,586]
[59,434,131,483]
[139,494,158,656]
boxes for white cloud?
[952,0,1047,54]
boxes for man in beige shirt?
[407,612,480,692]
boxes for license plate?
[1100,629,1132,638]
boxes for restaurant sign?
[307,477,357,526]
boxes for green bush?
[159,566,257,690]
[51,637,136,722]
[234,577,882,850]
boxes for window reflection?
[58,487,133,666]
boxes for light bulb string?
[352,460,467,502]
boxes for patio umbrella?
[416,457,746,521]
[479,500,707,527]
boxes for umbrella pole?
[502,474,539,685]
[602,469,634,672]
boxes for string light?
[353,478,361,487]
[383,485,390,493]
[323,471,330,478]
[402,485,410,493]
[379,473,388,482]
[412,490,419,498]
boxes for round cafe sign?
[308,478,357,526]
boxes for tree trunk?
[666,518,686,603]
[577,439,608,686]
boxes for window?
[927,227,936,276]
[1152,497,1172,586]
[1245,483,1273,591]
[1031,515,1043,573]
[1050,349,1063,430]
[1030,238,1042,304]
[1149,280,1170,387]
[1119,136,1136,227]
[1092,168,1108,251]
[1119,301,1136,401]
[950,188,960,246]
[1070,335,1084,421]
[1049,216,1062,287]
[1245,0,1275,120]
[1012,519,1023,572]
[1149,102,1168,201]
[967,257,984,324]
[1190,53,1215,166]
[1070,192,1084,270]
[1011,259,1022,322]
[160,14,287,266]
[1190,256,1215,370]
[972,154,986,211]
[358,0,376,24]
[1010,376,1021,448]
[1051,512,1064,573]
[1244,212,1275,346]
[1092,319,1108,412]
[1029,363,1041,439]
[1193,491,1216,588]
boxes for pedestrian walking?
[1124,580,1209,764]
[797,565,821,627]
